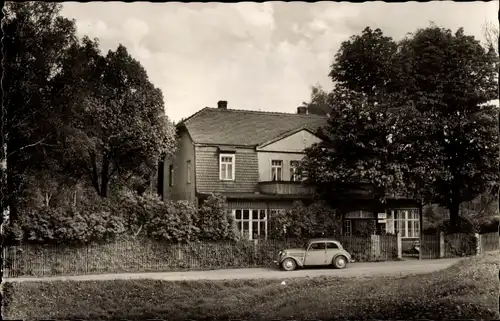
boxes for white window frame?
[290,160,301,182]
[186,160,192,184]
[392,209,420,238]
[232,209,268,240]
[271,160,283,181]
[219,154,235,181]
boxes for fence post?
[370,234,380,261]
[439,232,445,258]
[253,239,258,266]
[474,233,480,256]
[86,243,89,274]
[396,232,402,259]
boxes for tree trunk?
[449,202,460,232]
[90,151,101,195]
[100,155,110,198]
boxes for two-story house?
[160,101,422,244]
[160,101,326,239]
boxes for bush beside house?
[4,192,496,278]
[269,200,342,240]
[196,194,238,241]
[5,192,234,246]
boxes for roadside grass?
[3,251,499,321]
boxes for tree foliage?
[1,1,177,233]
[301,85,332,116]
[196,194,238,241]
[2,2,80,219]
[53,39,176,197]
[269,201,341,240]
[303,25,499,230]
[329,27,401,102]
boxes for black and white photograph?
[1,1,499,320]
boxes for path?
[4,258,463,283]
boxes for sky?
[60,1,499,123]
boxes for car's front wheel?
[333,255,347,269]
[281,258,297,271]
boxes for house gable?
[257,128,323,153]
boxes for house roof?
[180,107,328,146]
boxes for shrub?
[352,219,376,236]
[196,193,238,241]
[113,192,199,242]
[12,200,126,245]
[269,201,341,240]
[144,199,199,242]
[7,189,129,245]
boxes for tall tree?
[481,20,500,214]
[302,86,423,202]
[400,26,498,229]
[54,41,176,197]
[303,25,499,231]
[2,2,79,221]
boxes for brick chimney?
[217,100,228,109]
[297,106,308,115]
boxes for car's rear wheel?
[333,255,347,269]
[281,258,297,271]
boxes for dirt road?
[4,258,463,283]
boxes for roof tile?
[183,107,328,146]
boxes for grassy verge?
[3,251,499,321]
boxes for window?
[271,160,283,181]
[290,161,301,182]
[343,220,352,236]
[392,209,420,238]
[220,154,235,181]
[327,242,339,249]
[309,242,325,250]
[186,160,192,184]
[233,209,267,240]
[169,165,174,187]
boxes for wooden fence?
[479,232,500,253]
[419,232,499,259]
[3,235,397,278]
[420,233,441,259]
[3,232,495,278]
[443,233,477,258]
